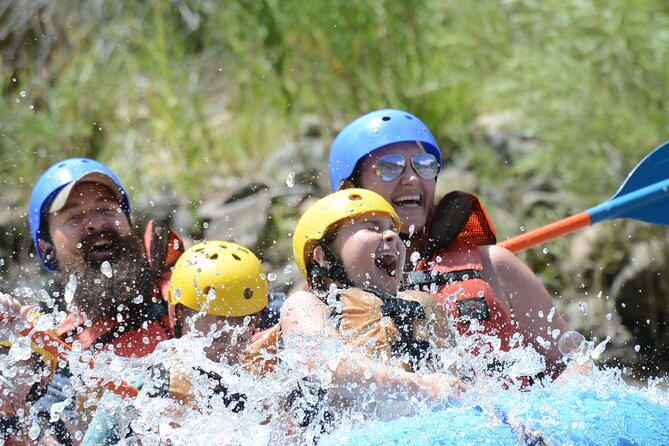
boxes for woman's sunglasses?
[373,153,439,182]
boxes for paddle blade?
[589,140,669,225]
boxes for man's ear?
[338,178,356,190]
[312,245,330,268]
[38,239,55,263]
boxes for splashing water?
[286,171,296,188]
[100,261,113,278]
[558,330,594,363]
[2,287,668,446]
[64,274,77,304]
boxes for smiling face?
[326,212,406,294]
[45,182,151,316]
[357,142,437,236]
[47,182,134,269]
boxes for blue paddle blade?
[588,140,669,225]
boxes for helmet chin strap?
[308,244,354,292]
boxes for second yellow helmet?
[169,241,268,317]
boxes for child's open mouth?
[375,253,398,276]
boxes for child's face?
[181,311,258,364]
[328,213,406,294]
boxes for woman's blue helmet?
[29,158,131,271]
[328,109,443,191]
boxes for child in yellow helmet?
[282,189,463,422]
[146,240,269,410]
[81,241,271,445]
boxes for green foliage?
[2,0,669,263]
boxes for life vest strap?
[403,269,482,287]
[89,300,172,350]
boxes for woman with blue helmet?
[329,109,591,384]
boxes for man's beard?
[61,230,155,319]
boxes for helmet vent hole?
[348,193,362,201]
[232,253,242,261]
[404,115,413,120]
[243,288,253,299]
[382,116,391,121]
[194,247,204,252]
[202,286,212,296]
[209,253,218,260]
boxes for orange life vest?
[407,239,517,354]
[56,220,183,358]
[407,191,539,387]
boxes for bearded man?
[29,158,182,354]
[24,158,183,444]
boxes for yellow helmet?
[292,188,400,279]
[169,241,268,317]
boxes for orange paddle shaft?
[499,212,592,254]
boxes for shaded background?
[1,0,668,381]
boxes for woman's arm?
[480,245,591,380]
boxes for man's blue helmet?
[329,108,443,191]
[29,158,131,271]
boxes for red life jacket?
[405,192,538,387]
[57,220,184,358]
[406,239,517,354]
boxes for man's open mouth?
[81,230,120,261]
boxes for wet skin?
[357,142,436,237]
[177,307,258,365]
[45,182,134,273]
[317,212,406,295]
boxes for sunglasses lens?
[412,153,439,180]
[375,155,406,182]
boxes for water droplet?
[202,222,209,229]
[578,302,588,315]
[542,247,548,254]
[606,313,613,321]
[634,344,641,352]
[173,239,180,250]
[267,273,277,282]
[19,90,27,98]
[477,290,485,298]
[408,224,416,238]
[409,251,421,265]
[100,261,113,278]
[0,258,4,267]
[558,330,593,361]
[64,275,77,304]
[519,226,526,233]
[286,171,296,188]
[591,336,610,359]
[364,367,373,380]
[28,422,41,440]
[133,295,144,304]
